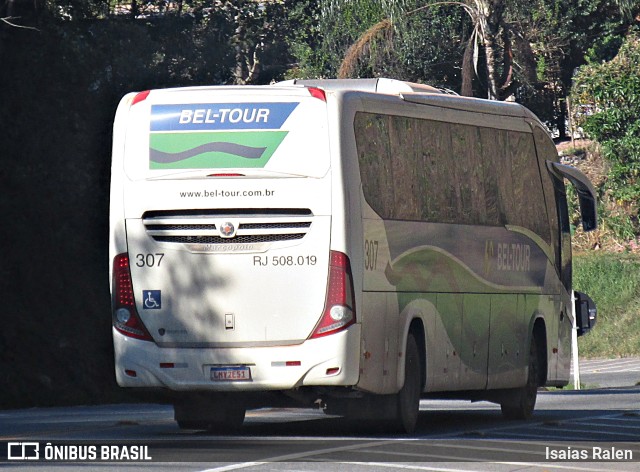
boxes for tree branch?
[1,17,39,31]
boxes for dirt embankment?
[556,139,640,253]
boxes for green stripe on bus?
[149,131,288,169]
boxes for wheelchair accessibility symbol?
[142,290,162,310]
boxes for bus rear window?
[123,98,330,180]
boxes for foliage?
[490,0,636,130]
[0,1,300,408]
[0,15,239,407]
[289,0,638,134]
[282,0,322,79]
[222,0,295,84]
[391,2,468,89]
[290,1,481,91]
[287,0,388,78]
[574,253,640,358]
[571,31,640,239]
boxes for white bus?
[109,78,597,433]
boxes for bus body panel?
[125,212,331,346]
[360,215,559,391]
[113,324,361,390]
[344,90,588,393]
[110,87,360,390]
[110,79,596,415]
[120,174,333,346]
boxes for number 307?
[136,253,164,267]
[364,240,379,271]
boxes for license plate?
[210,366,252,381]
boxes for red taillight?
[308,87,327,102]
[112,253,153,341]
[131,90,150,106]
[310,251,356,339]
[207,173,245,177]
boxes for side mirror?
[547,162,598,232]
[574,291,597,336]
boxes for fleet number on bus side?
[365,240,379,271]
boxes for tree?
[537,0,640,136]
[290,0,638,121]
[457,0,511,100]
[295,0,534,99]
[225,0,292,84]
[291,1,469,89]
[571,31,640,208]
[0,0,282,408]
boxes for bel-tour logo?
[149,102,299,170]
[150,102,298,132]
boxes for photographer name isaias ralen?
[546,446,634,461]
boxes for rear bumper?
[113,325,361,391]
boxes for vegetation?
[570,31,640,243]
[292,0,639,134]
[575,252,640,358]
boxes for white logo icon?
[8,442,40,460]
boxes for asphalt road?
[1,359,639,471]
[575,357,640,388]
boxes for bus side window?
[533,126,566,287]
[554,177,573,290]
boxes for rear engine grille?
[145,224,218,231]
[142,209,313,246]
[152,234,305,244]
[240,222,311,230]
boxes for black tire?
[500,335,539,420]
[390,333,422,433]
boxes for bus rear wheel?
[500,335,539,420]
[390,333,421,433]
